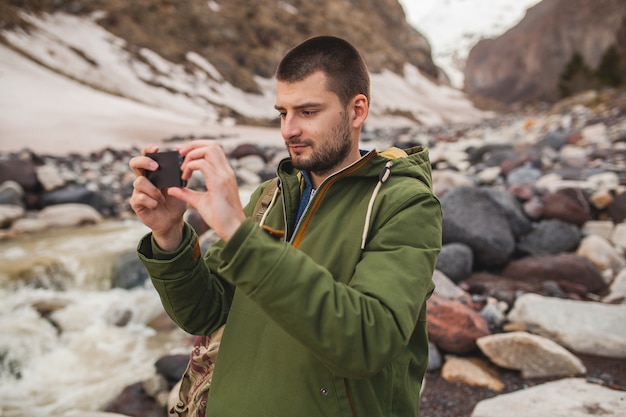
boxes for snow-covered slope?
[400,0,542,88]
[0,11,487,154]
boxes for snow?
[399,0,542,87]
[0,6,514,156]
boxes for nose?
[281,114,302,140]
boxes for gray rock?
[436,243,474,283]
[516,219,581,256]
[441,186,515,268]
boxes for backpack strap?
[251,177,280,225]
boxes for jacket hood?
[272,145,436,249]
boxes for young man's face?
[275,71,360,179]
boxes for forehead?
[275,71,338,108]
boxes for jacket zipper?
[288,151,376,247]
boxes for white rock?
[507,294,626,359]
[477,331,586,378]
[471,378,625,417]
[610,222,626,252]
[603,268,626,304]
[576,234,625,282]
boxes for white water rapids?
[0,220,192,416]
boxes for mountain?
[0,0,488,154]
[464,0,626,106]
[400,0,542,88]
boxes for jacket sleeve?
[216,187,442,378]
[136,183,271,336]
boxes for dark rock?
[606,191,626,223]
[441,186,515,268]
[516,219,581,256]
[155,354,189,384]
[426,294,490,354]
[0,157,39,191]
[104,382,166,417]
[40,186,116,216]
[111,251,149,289]
[229,143,267,161]
[462,272,549,306]
[536,130,569,150]
[484,188,532,238]
[436,243,474,283]
[541,188,591,226]
[501,253,607,294]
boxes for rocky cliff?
[464,0,626,106]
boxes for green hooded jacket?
[138,146,442,417]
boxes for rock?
[440,355,504,392]
[426,294,490,354]
[507,293,626,359]
[111,251,150,289]
[104,382,163,416]
[484,188,532,238]
[516,219,581,256]
[41,186,115,216]
[0,204,25,228]
[431,169,475,197]
[501,253,606,295]
[38,203,103,228]
[427,341,443,371]
[441,186,515,268]
[0,156,39,191]
[36,164,66,191]
[436,243,474,283]
[0,180,25,206]
[462,273,549,306]
[541,188,591,226]
[155,354,189,384]
[603,268,626,304]
[606,191,626,223]
[609,222,626,251]
[576,234,625,281]
[471,378,625,417]
[477,331,586,378]
[505,164,542,187]
[581,220,614,240]
[479,298,508,330]
[432,269,471,302]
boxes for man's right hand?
[129,144,187,251]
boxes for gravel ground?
[419,354,626,417]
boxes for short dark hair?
[276,36,370,107]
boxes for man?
[129,36,441,417]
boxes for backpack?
[169,178,280,417]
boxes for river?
[0,220,192,416]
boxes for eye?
[302,110,317,117]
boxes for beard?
[288,111,353,177]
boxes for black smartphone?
[145,151,187,188]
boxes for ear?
[351,94,369,128]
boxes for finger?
[129,156,159,177]
[167,186,200,209]
[133,176,166,204]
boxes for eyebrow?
[274,102,324,111]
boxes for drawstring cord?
[361,161,393,249]
[259,184,280,226]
